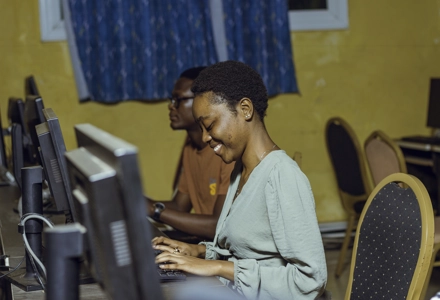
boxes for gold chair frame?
[345,173,435,300]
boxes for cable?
[19,213,54,278]
[0,256,25,279]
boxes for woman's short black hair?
[191,61,268,120]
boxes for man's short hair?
[179,66,207,81]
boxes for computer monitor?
[8,97,35,165]
[24,75,40,97]
[0,109,8,169]
[64,124,163,300]
[427,78,440,134]
[11,123,24,190]
[24,95,45,164]
[36,108,76,223]
[8,97,26,133]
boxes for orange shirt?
[178,142,235,214]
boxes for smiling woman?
[153,61,328,300]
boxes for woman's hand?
[155,252,225,277]
[152,236,206,258]
[153,237,235,281]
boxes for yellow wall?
[1,1,439,222]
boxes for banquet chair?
[423,219,440,298]
[325,117,373,277]
[364,130,407,186]
[345,173,435,300]
[364,130,440,299]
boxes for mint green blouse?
[203,150,327,300]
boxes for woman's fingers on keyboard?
[152,237,192,256]
[153,244,176,254]
[152,236,170,245]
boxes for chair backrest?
[345,173,435,300]
[364,130,407,186]
[325,117,371,198]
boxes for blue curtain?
[66,0,297,103]
[66,0,218,102]
[222,0,298,96]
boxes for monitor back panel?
[427,78,440,129]
[36,122,70,212]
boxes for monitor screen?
[8,97,26,132]
[427,78,440,130]
[0,108,8,169]
[64,123,163,300]
[8,97,35,165]
[24,95,45,164]
[25,75,40,97]
[36,108,76,222]
[11,123,24,190]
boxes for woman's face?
[192,93,246,163]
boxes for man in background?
[147,67,234,241]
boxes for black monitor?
[8,97,35,165]
[25,75,40,97]
[24,95,45,164]
[427,78,440,133]
[11,123,24,190]
[64,124,163,300]
[36,108,76,223]
[0,110,14,186]
[0,109,8,169]
[8,97,26,133]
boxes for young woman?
[153,61,327,300]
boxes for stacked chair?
[325,117,373,277]
[363,129,440,300]
[326,117,440,294]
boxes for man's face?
[168,77,196,130]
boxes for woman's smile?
[213,143,222,154]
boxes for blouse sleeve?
[234,161,327,299]
[199,241,220,260]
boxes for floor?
[325,247,440,300]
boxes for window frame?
[39,0,66,42]
[288,0,349,31]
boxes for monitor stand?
[4,166,94,292]
[45,223,86,300]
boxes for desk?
[397,139,440,214]
[0,186,229,300]
[10,274,226,300]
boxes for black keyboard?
[154,250,187,281]
[401,135,440,145]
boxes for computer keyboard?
[154,249,187,281]
[400,135,440,145]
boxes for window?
[39,0,66,41]
[288,0,349,31]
